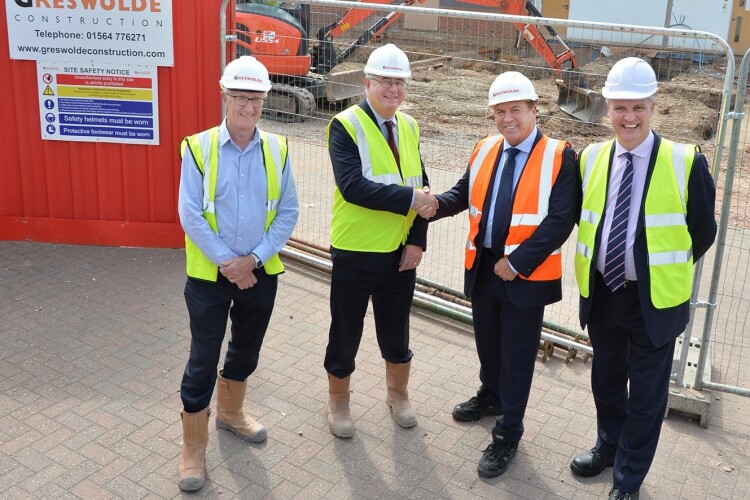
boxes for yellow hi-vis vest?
[575,138,696,309]
[180,126,288,281]
[464,134,565,278]
[328,106,423,252]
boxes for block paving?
[1,241,748,499]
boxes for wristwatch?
[251,253,262,269]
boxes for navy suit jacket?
[433,130,579,307]
[579,132,717,347]
[327,100,430,272]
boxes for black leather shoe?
[452,388,503,422]
[569,448,615,477]
[477,428,518,478]
[608,487,639,500]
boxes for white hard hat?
[220,56,272,92]
[602,57,657,99]
[364,44,411,79]
[488,71,538,106]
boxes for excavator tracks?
[263,83,316,123]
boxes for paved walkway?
[1,241,748,499]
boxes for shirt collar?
[503,127,537,156]
[614,130,654,160]
[218,119,261,150]
[367,98,395,127]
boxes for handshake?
[413,187,439,220]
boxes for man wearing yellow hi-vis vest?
[176,56,298,492]
[324,44,437,439]
[569,58,716,500]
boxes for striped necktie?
[384,119,400,168]
[603,152,634,291]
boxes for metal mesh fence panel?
[223,0,744,400]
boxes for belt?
[596,271,637,290]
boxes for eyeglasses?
[370,78,407,90]
[225,93,266,107]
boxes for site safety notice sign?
[6,0,173,66]
[38,61,159,145]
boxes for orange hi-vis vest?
[465,133,566,280]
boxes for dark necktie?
[490,147,520,255]
[384,120,400,168]
[603,152,634,291]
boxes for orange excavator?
[233,0,605,123]
[234,0,423,121]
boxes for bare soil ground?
[302,51,741,225]
[401,54,743,225]
[404,55,723,158]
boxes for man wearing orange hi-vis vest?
[418,71,579,478]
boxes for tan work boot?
[385,360,417,428]
[178,407,210,492]
[327,373,354,438]
[215,371,267,443]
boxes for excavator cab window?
[235,1,310,57]
[237,0,310,36]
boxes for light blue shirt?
[596,131,654,281]
[483,127,538,250]
[178,120,299,267]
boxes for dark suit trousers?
[588,272,675,493]
[180,271,277,413]
[325,261,415,378]
[471,251,544,443]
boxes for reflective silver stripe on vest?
[645,142,691,266]
[404,175,422,188]
[400,113,418,135]
[645,213,686,227]
[580,208,600,226]
[263,132,283,172]
[468,136,502,221]
[261,131,284,212]
[341,108,411,186]
[649,249,693,265]
[581,141,608,192]
[193,130,215,214]
[509,138,561,227]
[577,241,593,260]
[466,240,476,250]
[341,108,376,180]
[510,214,544,226]
[671,142,689,209]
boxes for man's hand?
[399,244,424,272]
[413,187,438,219]
[494,257,517,281]
[220,255,258,289]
